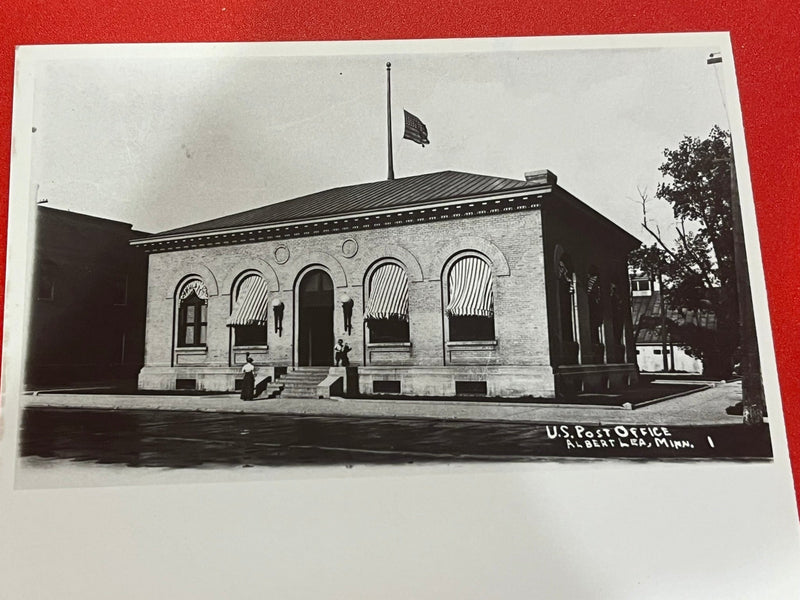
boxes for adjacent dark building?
[25,206,149,389]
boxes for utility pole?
[729,146,765,424]
[707,53,766,425]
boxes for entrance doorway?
[297,269,334,366]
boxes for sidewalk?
[24,380,747,426]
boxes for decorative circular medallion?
[341,237,358,258]
[274,245,290,264]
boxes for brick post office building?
[132,169,640,399]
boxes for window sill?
[367,342,412,349]
[176,346,208,354]
[233,345,269,351]
[446,340,498,348]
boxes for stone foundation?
[554,363,639,397]
[138,365,281,392]
[357,365,556,398]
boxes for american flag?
[403,110,429,147]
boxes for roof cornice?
[132,185,552,251]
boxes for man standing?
[333,339,351,367]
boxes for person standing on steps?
[334,339,351,367]
[240,355,256,401]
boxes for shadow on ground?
[20,407,772,468]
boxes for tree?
[631,126,739,379]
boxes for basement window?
[176,378,197,391]
[455,381,487,396]
[373,380,401,394]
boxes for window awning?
[446,257,494,317]
[227,277,269,326]
[364,263,409,321]
[587,274,598,294]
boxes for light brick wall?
[142,209,549,377]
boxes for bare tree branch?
[637,187,679,261]
[674,226,715,288]
[637,186,715,286]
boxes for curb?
[624,383,715,410]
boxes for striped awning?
[364,263,409,321]
[446,257,494,317]
[587,274,599,294]
[227,276,269,326]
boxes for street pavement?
[24,380,747,426]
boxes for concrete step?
[282,368,329,377]
[281,386,324,399]
[282,377,326,385]
[281,373,327,381]
[281,380,326,390]
[280,372,328,384]
[282,386,320,393]
[261,382,284,399]
[269,367,331,399]
[282,380,324,388]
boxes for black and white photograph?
[3,36,782,485]
[3,33,800,599]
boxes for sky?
[26,39,731,239]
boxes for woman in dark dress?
[240,356,256,401]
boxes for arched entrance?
[297,269,334,366]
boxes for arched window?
[587,267,605,364]
[364,261,409,343]
[177,279,208,347]
[558,256,578,364]
[227,274,269,347]
[445,254,495,342]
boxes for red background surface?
[1,2,798,510]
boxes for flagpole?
[386,62,395,180]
